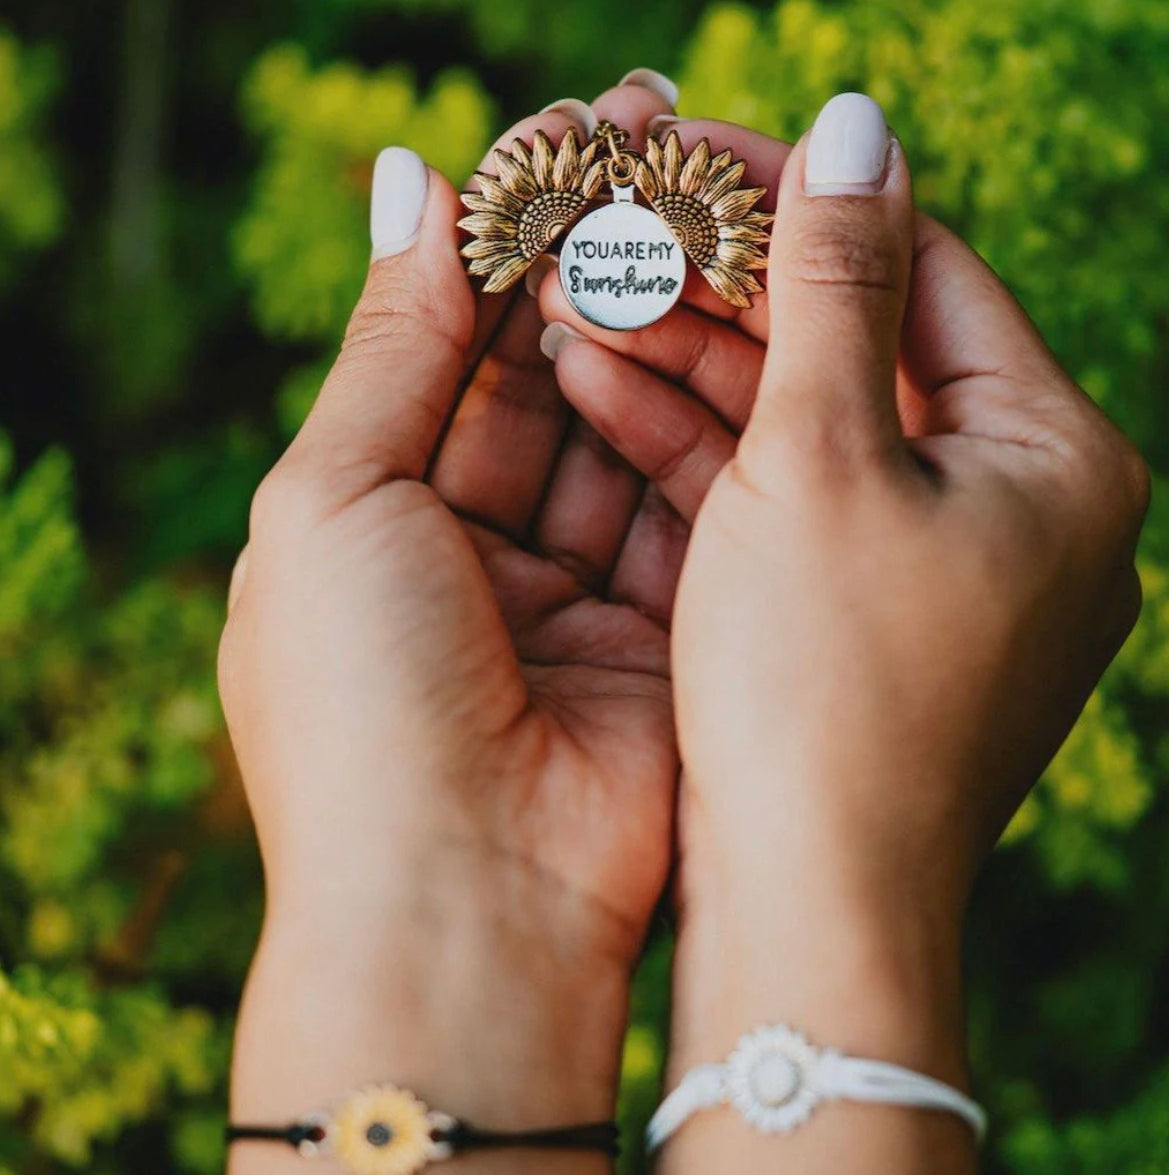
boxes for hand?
[218,80,683,1174]
[537,95,1149,1169]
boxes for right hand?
[537,93,1149,1166]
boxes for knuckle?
[344,264,473,356]
[1059,403,1151,525]
[675,322,713,385]
[1116,438,1152,521]
[1119,566,1144,636]
[247,458,324,539]
[647,419,707,487]
[788,212,903,295]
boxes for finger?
[607,484,689,626]
[532,417,643,590]
[538,271,764,433]
[591,77,678,153]
[517,75,679,581]
[902,212,1082,440]
[542,323,736,524]
[430,106,596,538]
[283,149,473,509]
[745,93,915,474]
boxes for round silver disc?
[559,199,685,331]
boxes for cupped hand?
[537,95,1149,1166]
[218,81,685,1163]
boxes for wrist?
[670,801,970,1090]
[229,876,630,1173]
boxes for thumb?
[281,147,475,510]
[743,94,913,476]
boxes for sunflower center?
[365,1122,394,1148]
[655,193,719,265]
[518,191,585,259]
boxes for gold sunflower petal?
[662,131,684,190]
[531,130,556,190]
[467,254,511,275]
[457,212,517,239]
[460,191,505,215]
[719,222,772,246]
[635,159,660,201]
[460,237,516,261]
[644,136,667,192]
[710,185,768,223]
[578,136,602,173]
[482,253,533,293]
[716,239,769,270]
[719,223,770,246]
[701,159,749,206]
[581,158,608,199]
[701,262,760,308]
[678,138,712,196]
[474,175,524,214]
[701,148,734,187]
[510,138,532,170]
[492,149,538,200]
[552,130,581,190]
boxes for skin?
[221,85,1150,1175]
[220,83,682,1175]
[536,119,1150,1171]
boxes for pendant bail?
[596,119,639,186]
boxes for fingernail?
[540,322,585,362]
[371,146,429,258]
[524,254,558,298]
[805,93,891,196]
[540,98,598,139]
[619,68,679,108]
[646,113,681,138]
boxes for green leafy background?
[1,1,1167,1171]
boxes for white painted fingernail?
[371,147,428,259]
[646,113,681,138]
[540,322,585,361]
[525,254,558,298]
[540,98,598,139]
[619,68,679,108]
[805,93,891,196]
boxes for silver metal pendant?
[558,185,686,331]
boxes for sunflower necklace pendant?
[459,121,772,332]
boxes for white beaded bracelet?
[647,1024,986,1151]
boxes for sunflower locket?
[459,122,772,332]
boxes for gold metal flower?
[329,1085,438,1175]
[459,129,607,293]
[635,132,772,308]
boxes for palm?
[410,90,690,939]
[433,464,678,948]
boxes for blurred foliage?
[0,31,62,291]
[0,0,1167,1171]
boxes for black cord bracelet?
[226,1083,619,1173]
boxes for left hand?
[220,81,685,1173]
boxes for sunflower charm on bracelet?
[458,121,772,332]
[329,1086,447,1175]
